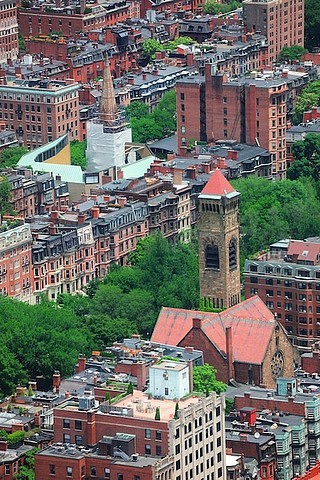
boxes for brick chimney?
[173,168,183,185]
[76,355,86,373]
[91,207,99,219]
[0,441,8,451]
[78,213,86,224]
[117,196,127,207]
[53,370,61,392]
[226,326,235,380]
[227,149,238,161]
[50,210,59,224]
[193,318,202,329]
[186,167,197,180]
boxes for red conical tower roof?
[199,169,239,198]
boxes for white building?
[149,361,190,400]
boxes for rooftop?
[112,390,201,421]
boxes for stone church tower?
[198,169,241,309]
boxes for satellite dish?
[254,432,260,439]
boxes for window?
[156,430,161,440]
[5,465,10,475]
[205,244,219,269]
[91,467,96,476]
[145,444,151,455]
[75,435,82,445]
[66,466,73,477]
[49,464,55,475]
[104,468,110,479]
[75,420,82,430]
[156,445,162,456]
[117,475,123,480]
[63,419,70,428]
[229,239,237,269]
[63,434,71,443]
[145,429,151,439]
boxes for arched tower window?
[205,244,219,270]
[229,239,237,270]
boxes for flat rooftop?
[113,390,201,421]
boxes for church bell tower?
[198,169,241,309]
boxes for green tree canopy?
[278,45,307,63]
[70,140,87,170]
[287,133,320,181]
[293,80,320,124]
[203,0,241,15]
[0,176,14,215]
[305,0,320,50]
[232,176,320,264]
[0,146,28,168]
[128,90,176,143]
[193,363,227,394]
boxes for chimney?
[142,73,147,80]
[117,196,127,208]
[186,167,197,180]
[136,361,147,391]
[76,355,86,373]
[91,207,99,219]
[202,163,211,174]
[0,441,8,451]
[48,223,57,235]
[173,168,183,185]
[128,76,135,85]
[53,370,61,392]
[117,168,124,179]
[187,359,193,392]
[227,149,238,161]
[78,213,86,224]
[193,318,202,329]
[226,326,235,380]
[50,210,59,224]
[282,71,288,78]
[29,381,37,391]
[103,195,110,202]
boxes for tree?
[125,101,149,121]
[166,36,195,52]
[18,32,26,52]
[293,79,320,124]
[142,39,164,61]
[305,0,320,50]
[0,176,14,215]
[193,364,227,395]
[287,134,320,181]
[155,406,161,420]
[127,382,134,395]
[0,146,28,168]
[203,0,241,15]
[174,402,179,420]
[278,45,307,63]
[70,140,87,170]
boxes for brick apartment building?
[18,0,134,39]
[0,76,80,148]
[244,238,320,351]
[0,0,18,64]
[0,223,34,302]
[35,439,173,480]
[52,389,226,480]
[176,67,288,178]
[243,0,304,65]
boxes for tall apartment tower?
[243,0,304,64]
[198,169,241,309]
[0,0,18,63]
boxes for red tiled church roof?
[200,169,236,197]
[151,296,275,365]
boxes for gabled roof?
[199,169,239,199]
[151,296,275,365]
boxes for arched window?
[205,244,219,269]
[229,239,237,270]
